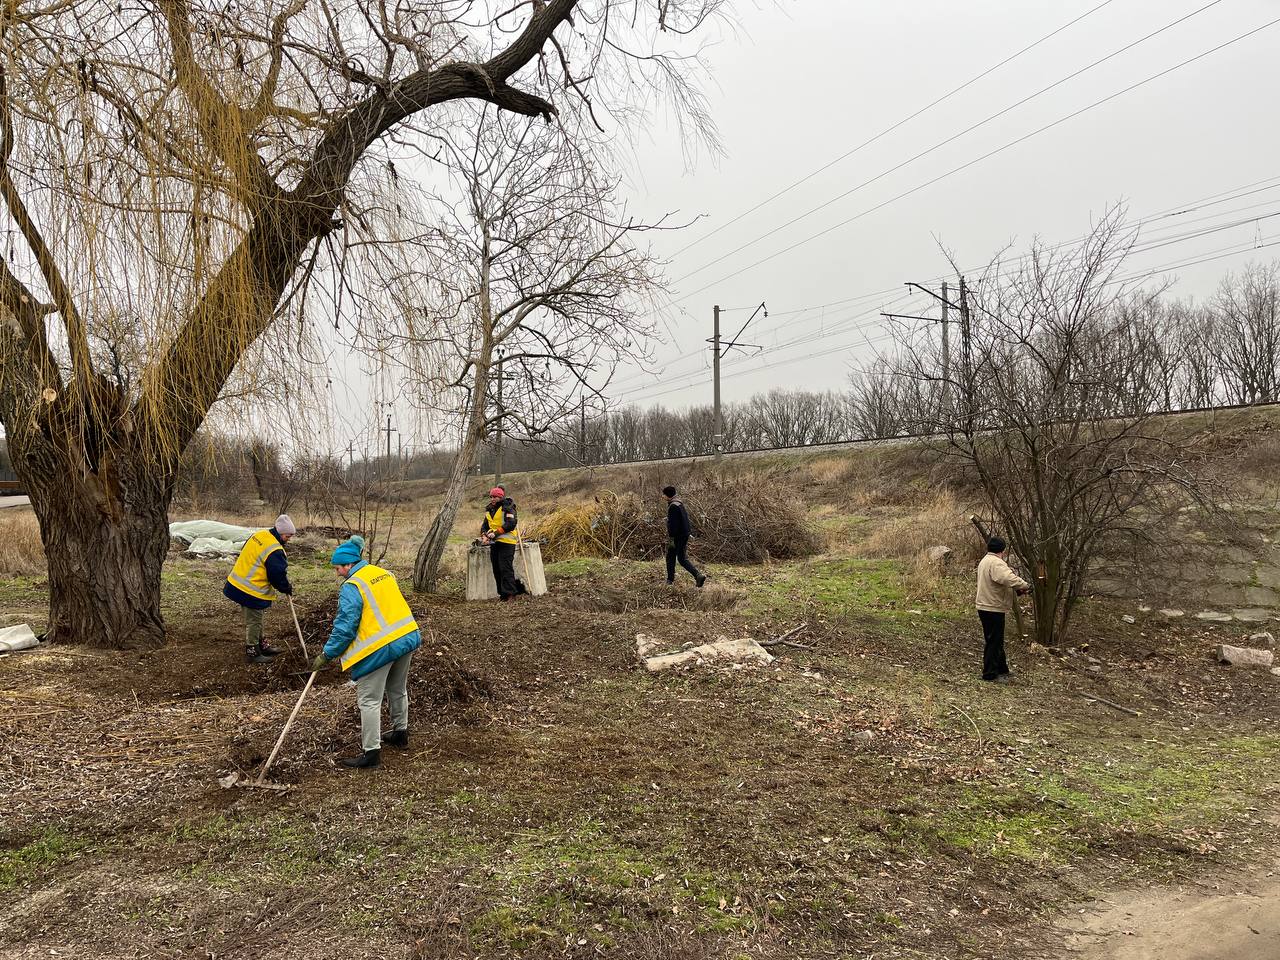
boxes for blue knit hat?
[331,535,366,565]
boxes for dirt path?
[1061,856,1280,959]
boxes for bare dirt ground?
[2,484,1280,958]
[1061,855,1280,959]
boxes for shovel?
[221,669,318,792]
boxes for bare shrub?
[535,475,820,564]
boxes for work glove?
[666,537,675,550]
[281,584,294,597]
[311,653,330,673]
[1016,587,1030,596]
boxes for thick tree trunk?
[30,471,170,649]
[4,377,175,649]
[414,361,493,593]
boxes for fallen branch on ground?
[948,702,984,755]
[1080,692,1141,717]
[760,623,808,647]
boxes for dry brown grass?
[0,510,45,576]
[854,489,983,586]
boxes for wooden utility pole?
[940,280,950,412]
[712,304,723,465]
[708,300,766,465]
[579,398,587,464]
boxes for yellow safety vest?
[486,504,519,545]
[339,564,419,672]
[226,530,283,601]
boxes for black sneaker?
[340,749,381,769]
[257,643,282,658]
[695,574,707,588]
[381,729,409,749]
[245,646,273,665]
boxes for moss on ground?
[0,829,90,890]
[923,734,1280,865]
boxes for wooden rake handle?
[255,669,317,786]
[288,595,309,659]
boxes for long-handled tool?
[287,594,309,659]
[220,670,318,792]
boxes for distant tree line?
[171,256,1280,505]
[849,261,1280,438]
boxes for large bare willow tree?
[0,0,723,648]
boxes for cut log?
[1216,644,1275,668]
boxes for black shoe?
[257,643,282,658]
[695,574,707,588]
[340,749,381,769]
[381,729,409,749]
[245,646,272,665]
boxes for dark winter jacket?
[222,527,294,610]
[666,498,692,542]
[481,498,519,537]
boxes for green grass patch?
[926,734,1280,865]
[463,818,753,949]
[0,574,45,606]
[747,558,909,618]
[544,556,610,578]
[0,830,90,889]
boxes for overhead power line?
[613,175,1280,396]
[669,0,1120,260]
[618,220,1280,406]
[673,13,1280,303]
[675,0,1226,286]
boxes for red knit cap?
[488,487,505,498]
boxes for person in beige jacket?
[976,536,1030,682]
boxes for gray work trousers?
[355,651,413,751]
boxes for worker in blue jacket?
[312,536,422,769]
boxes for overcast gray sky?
[606,0,1280,406]
[332,0,1280,457]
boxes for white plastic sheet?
[0,623,38,653]
[169,520,259,558]
[168,520,259,545]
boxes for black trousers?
[490,541,526,599]
[978,610,1009,680]
[666,538,702,583]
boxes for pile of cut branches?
[534,476,820,563]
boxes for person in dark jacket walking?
[223,514,297,664]
[480,486,527,601]
[663,486,706,587]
